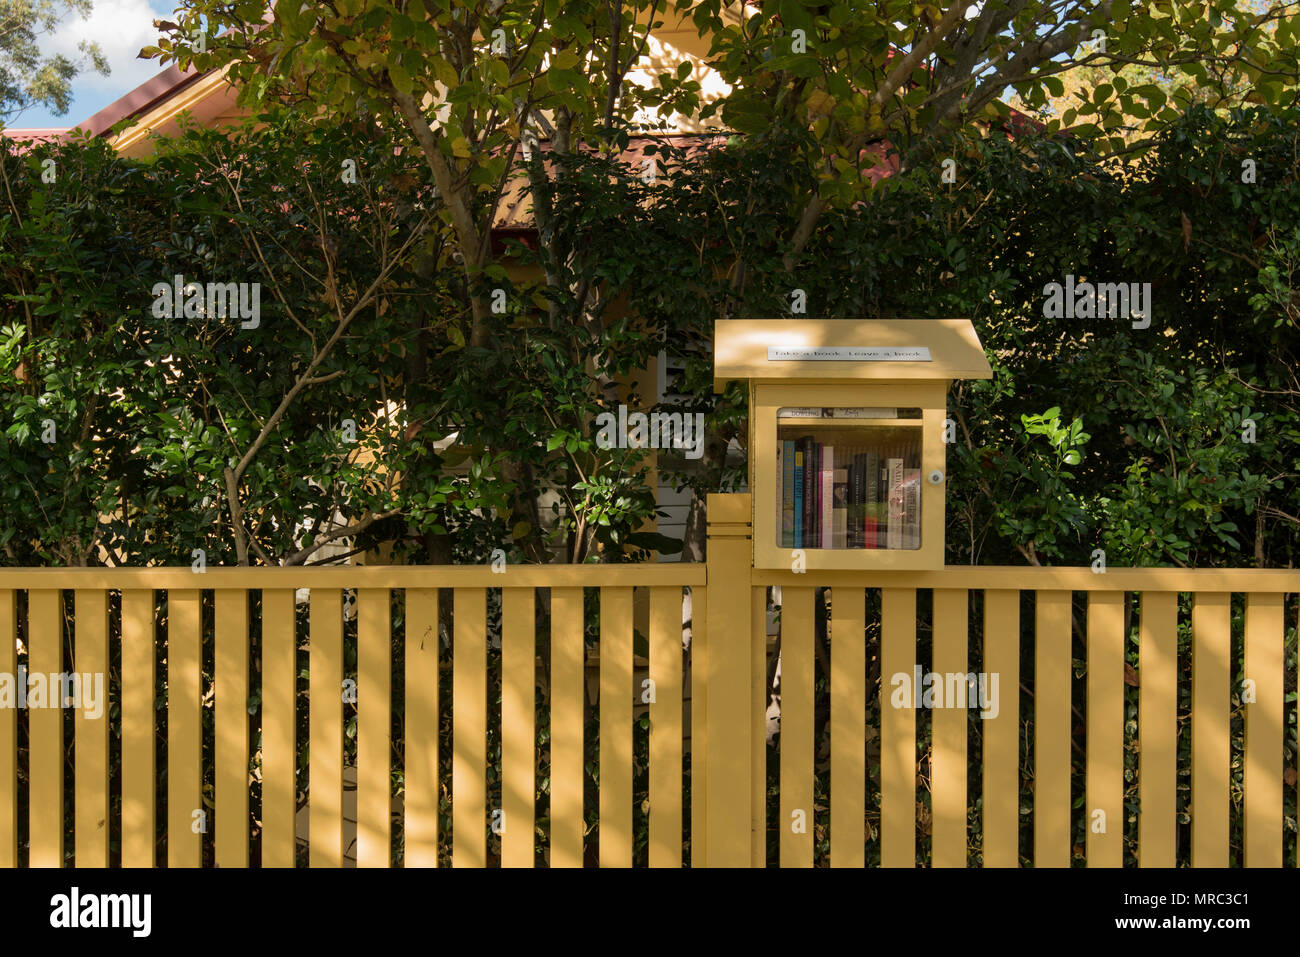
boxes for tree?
[0,0,108,122]
[140,0,1300,565]
[666,0,1300,556]
[145,0,710,563]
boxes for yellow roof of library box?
[713,318,992,388]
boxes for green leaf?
[388,62,412,95]
[390,14,415,42]
[430,55,458,88]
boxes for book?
[863,450,879,549]
[886,457,905,550]
[795,439,806,548]
[781,439,795,547]
[821,445,834,549]
[793,449,804,547]
[848,452,861,548]
[902,467,921,549]
[832,467,848,548]
[776,440,781,543]
[811,442,821,546]
[830,407,899,418]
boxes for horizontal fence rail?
[0,554,1296,867]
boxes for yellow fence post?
[1191,591,1231,867]
[1086,591,1124,868]
[0,590,13,867]
[28,590,62,867]
[880,587,917,868]
[168,589,202,868]
[704,493,754,867]
[1244,592,1283,867]
[215,590,249,868]
[1138,591,1177,867]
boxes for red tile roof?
[76,64,207,138]
[0,128,69,145]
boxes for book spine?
[821,445,834,549]
[903,467,921,550]
[864,450,879,549]
[856,451,867,549]
[887,457,904,550]
[847,452,858,549]
[776,441,782,545]
[832,467,848,549]
[830,407,899,418]
[802,437,814,547]
[793,450,804,547]
[805,440,817,547]
[781,440,795,547]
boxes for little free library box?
[714,319,992,570]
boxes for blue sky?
[14,0,177,129]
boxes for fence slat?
[931,588,967,868]
[599,587,633,867]
[881,587,916,868]
[1034,590,1071,867]
[830,586,865,868]
[261,589,296,868]
[168,589,202,868]
[1244,592,1283,868]
[649,587,683,868]
[751,586,767,867]
[780,586,814,867]
[215,590,248,868]
[308,588,343,867]
[550,587,584,867]
[120,590,154,867]
[1138,591,1177,867]
[403,588,438,867]
[0,591,13,866]
[452,587,486,867]
[501,588,535,868]
[983,589,1019,867]
[1191,591,1230,867]
[28,590,62,867]
[1086,591,1124,868]
[357,588,391,868]
[690,585,707,866]
[73,590,109,867]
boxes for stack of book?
[777,435,921,549]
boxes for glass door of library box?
[752,383,947,570]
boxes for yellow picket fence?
[0,494,1296,867]
[0,564,704,868]
[751,568,1299,868]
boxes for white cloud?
[41,0,175,98]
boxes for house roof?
[2,13,1045,219]
[76,63,208,138]
[0,128,69,145]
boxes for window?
[775,407,922,550]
